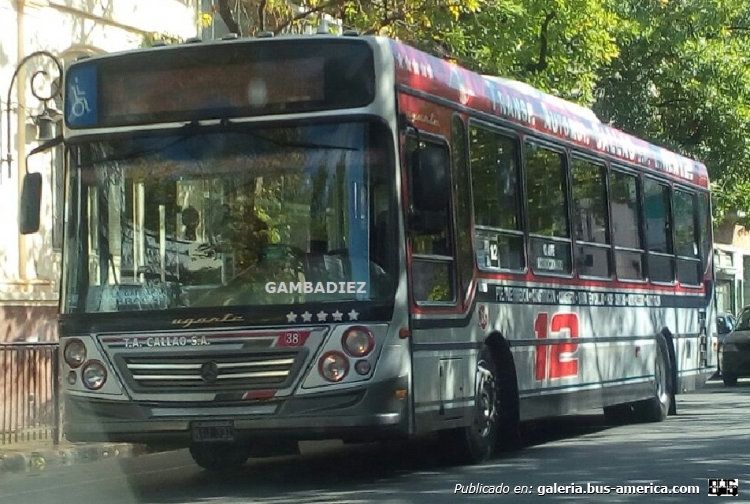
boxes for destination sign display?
[64,39,375,128]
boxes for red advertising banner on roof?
[390,40,709,189]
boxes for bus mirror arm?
[27,134,64,157]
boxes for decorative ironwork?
[2,50,63,178]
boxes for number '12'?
[534,312,580,381]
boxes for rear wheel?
[189,442,250,472]
[723,374,738,387]
[634,335,672,422]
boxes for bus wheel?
[723,374,738,387]
[635,334,672,423]
[440,346,499,465]
[189,442,250,472]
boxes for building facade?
[714,224,750,317]
[0,0,200,345]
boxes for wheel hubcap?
[474,362,497,438]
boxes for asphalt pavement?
[1,378,748,504]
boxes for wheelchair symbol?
[68,77,91,118]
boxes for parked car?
[716,312,736,376]
[718,308,750,386]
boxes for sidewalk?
[0,440,150,474]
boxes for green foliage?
[594,0,750,228]
[203,0,750,227]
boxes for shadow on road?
[115,383,750,503]
[124,414,614,503]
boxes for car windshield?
[734,309,750,331]
[61,120,397,314]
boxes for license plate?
[191,421,235,442]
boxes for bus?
[19,30,716,470]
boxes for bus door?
[404,132,470,425]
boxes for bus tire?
[493,340,522,452]
[634,334,672,423]
[189,442,250,472]
[664,332,678,416]
[439,345,499,465]
[723,374,738,387]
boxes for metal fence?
[0,342,60,446]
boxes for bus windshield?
[62,120,397,314]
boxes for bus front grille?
[117,351,303,392]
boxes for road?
[1,379,748,504]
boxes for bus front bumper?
[63,376,410,445]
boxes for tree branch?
[363,12,405,35]
[273,0,344,35]
[217,0,242,35]
[258,0,268,31]
[525,11,555,73]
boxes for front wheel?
[189,442,250,472]
[439,346,499,465]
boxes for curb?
[0,443,150,474]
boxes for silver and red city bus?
[19,31,716,470]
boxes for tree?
[593,0,750,229]
[208,0,621,104]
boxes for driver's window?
[407,135,456,304]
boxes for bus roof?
[388,39,709,189]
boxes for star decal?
[332,310,343,321]
[317,310,328,322]
[348,309,359,321]
[286,311,298,323]
[301,311,313,322]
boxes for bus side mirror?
[19,172,43,235]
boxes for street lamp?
[1,50,63,179]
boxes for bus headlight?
[341,327,374,358]
[81,360,107,390]
[318,351,349,382]
[63,339,87,368]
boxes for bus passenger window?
[697,193,711,275]
[643,178,675,283]
[570,158,611,278]
[673,189,701,285]
[610,170,646,280]
[524,144,571,275]
[468,124,524,271]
